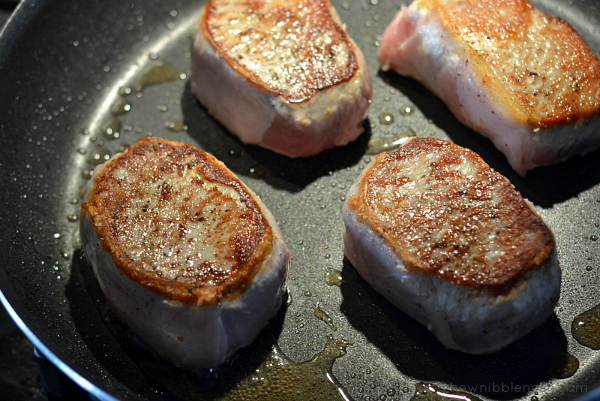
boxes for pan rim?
[0,290,117,401]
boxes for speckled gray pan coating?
[0,0,599,400]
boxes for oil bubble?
[325,268,343,287]
[87,149,111,165]
[379,112,394,125]
[165,121,188,132]
[400,104,414,116]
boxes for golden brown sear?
[202,0,358,103]
[347,137,555,290]
[82,138,273,305]
[436,0,600,124]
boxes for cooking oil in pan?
[314,301,337,331]
[134,60,184,92]
[379,111,394,125]
[572,304,600,350]
[213,335,351,401]
[412,382,481,401]
[325,268,343,286]
[546,352,580,379]
[400,104,414,116]
[81,169,93,180]
[102,118,121,139]
[86,148,111,166]
[366,129,416,154]
[165,120,188,132]
[110,98,132,116]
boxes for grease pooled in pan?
[546,352,580,379]
[325,268,343,287]
[134,60,184,92]
[365,128,416,154]
[211,335,351,401]
[314,302,337,331]
[572,304,600,350]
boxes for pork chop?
[343,137,561,354]
[191,0,372,157]
[377,0,600,175]
[80,137,289,368]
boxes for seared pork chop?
[80,138,289,368]
[191,0,372,157]
[378,0,600,175]
[343,137,560,354]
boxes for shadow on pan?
[66,248,289,401]
[180,81,371,193]
[65,249,167,400]
[377,70,600,208]
[340,258,569,401]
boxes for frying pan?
[1,0,599,399]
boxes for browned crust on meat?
[201,0,358,103]
[347,137,555,291]
[81,138,273,306]
[432,0,600,125]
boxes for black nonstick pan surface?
[1,0,599,400]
